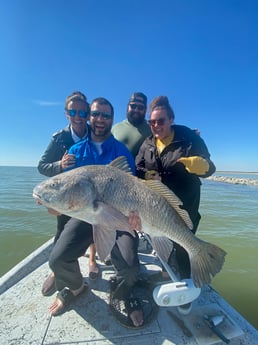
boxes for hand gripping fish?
[33,157,226,288]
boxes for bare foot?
[49,296,64,316]
[129,309,144,327]
[42,272,56,296]
[49,283,86,316]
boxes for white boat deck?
[0,238,257,345]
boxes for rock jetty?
[206,176,258,186]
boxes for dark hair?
[90,97,114,116]
[128,92,147,107]
[65,91,90,112]
[149,96,175,120]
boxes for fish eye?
[49,180,59,189]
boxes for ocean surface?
[0,166,258,329]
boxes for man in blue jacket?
[68,97,135,171]
[48,97,143,328]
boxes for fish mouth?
[32,192,43,205]
[32,191,39,199]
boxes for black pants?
[49,218,93,291]
[110,231,140,298]
[49,218,140,293]
[54,214,71,243]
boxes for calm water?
[0,166,258,329]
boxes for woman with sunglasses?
[38,91,90,176]
[37,91,98,295]
[135,96,215,313]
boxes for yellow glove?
[177,156,209,175]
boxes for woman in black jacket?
[135,96,216,286]
[38,91,99,295]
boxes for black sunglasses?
[148,118,166,126]
[90,111,113,120]
[129,103,145,111]
[66,109,88,118]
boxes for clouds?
[33,100,62,107]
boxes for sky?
[0,0,257,172]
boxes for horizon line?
[0,165,257,174]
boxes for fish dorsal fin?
[108,156,133,174]
[145,179,193,230]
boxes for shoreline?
[216,171,258,175]
[206,175,258,186]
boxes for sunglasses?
[66,109,88,118]
[129,103,145,111]
[90,111,113,120]
[148,118,166,126]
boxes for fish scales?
[89,167,191,242]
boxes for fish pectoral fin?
[152,236,174,263]
[93,201,136,261]
[93,225,117,261]
[108,156,133,175]
[95,202,136,236]
[144,180,193,230]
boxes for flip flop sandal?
[125,298,144,328]
[89,264,99,280]
[109,279,158,329]
[52,283,88,316]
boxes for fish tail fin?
[190,241,227,288]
